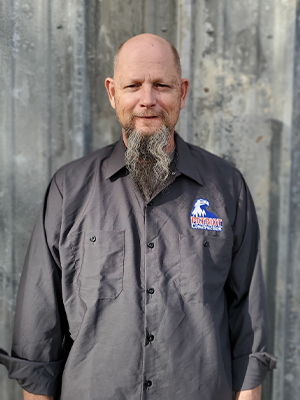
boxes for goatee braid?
[125,125,172,199]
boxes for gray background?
[0,0,299,399]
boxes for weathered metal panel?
[0,0,87,398]
[0,0,49,398]
[264,2,298,399]
[0,0,22,397]
[49,0,86,173]
[1,1,299,399]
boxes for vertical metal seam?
[189,0,196,138]
[10,0,16,291]
[142,0,146,33]
[82,0,87,156]
[47,0,52,178]
[256,0,263,79]
[218,0,227,153]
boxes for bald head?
[114,34,182,77]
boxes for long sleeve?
[226,178,277,391]
[0,176,69,397]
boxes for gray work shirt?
[0,133,276,400]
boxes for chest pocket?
[179,233,232,303]
[71,230,125,300]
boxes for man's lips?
[134,115,161,121]
[135,116,159,118]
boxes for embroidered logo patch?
[190,198,223,231]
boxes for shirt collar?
[104,132,203,186]
[174,133,203,185]
[104,137,127,180]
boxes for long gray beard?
[125,125,171,199]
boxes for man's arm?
[0,176,67,396]
[226,177,276,391]
[235,385,261,400]
[23,390,54,400]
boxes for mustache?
[124,112,166,139]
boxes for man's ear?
[180,78,189,110]
[105,78,116,109]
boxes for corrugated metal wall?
[0,1,299,399]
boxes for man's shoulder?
[55,142,116,177]
[52,141,117,190]
[178,135,242,184]
[186,140,237,172]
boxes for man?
[0,34,276,400]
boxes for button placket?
[144,209,158,394]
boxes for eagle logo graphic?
[190,198,222,231]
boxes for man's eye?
[126,84,139,88]
[157,83,167,87]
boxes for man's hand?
[23,389,54,400]
[235,385,261,400]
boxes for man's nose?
[139,85,156,108]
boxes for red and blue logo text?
[190,198,223,231]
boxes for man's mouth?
[136,116,159,119]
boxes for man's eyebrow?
[121,78,142,86]
[118,74,180,87]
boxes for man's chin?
[125,123,173,138]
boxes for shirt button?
[147,334,154,342]
[90,236,96,242]
[145,380,152,388]
[147,288,155,294]
[147,242,154,249]
[203,240,209,247]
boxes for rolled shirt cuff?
[232,351,277,391]
[0,348,66,396]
